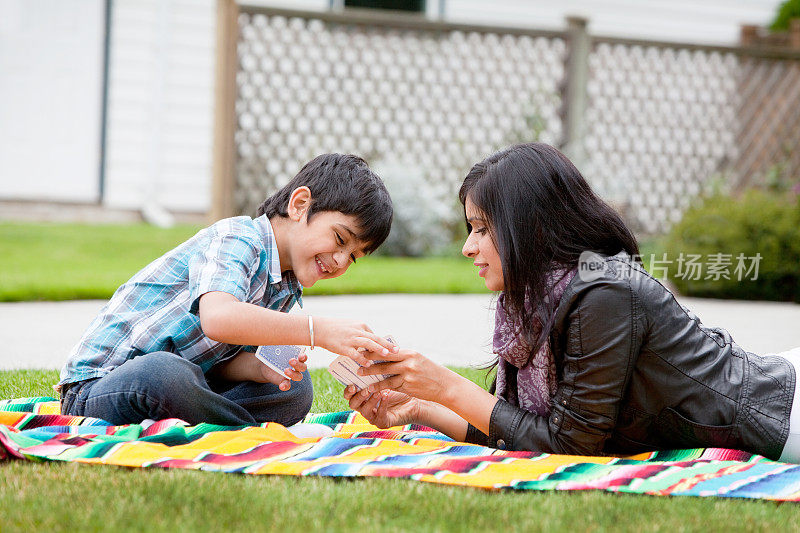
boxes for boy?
[58,153,397,427]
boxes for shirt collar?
[283,270,304,308]
[255,215,304,307]
[253,215,284,285]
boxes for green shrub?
[770,0,800,32]
[663,190,800,302]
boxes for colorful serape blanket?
[2,397,800,501]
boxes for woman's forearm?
[415,372,498,441]
[416,400,469,441]
[438,372,498,437]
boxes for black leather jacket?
[465,252,795,460]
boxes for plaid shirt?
[59,215,303,386]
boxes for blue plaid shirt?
[59,215,303,386]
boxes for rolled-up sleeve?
[187,230,262,315]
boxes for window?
[343,0,425,13]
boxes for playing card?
[327,335,396,389]
[328,355,392,389]
[255,344,305,380]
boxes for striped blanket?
[2,397,800,501]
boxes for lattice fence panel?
[583,43,741,234]
[732,57,800,191]
[235,12,565,216]
[231,8,800,234]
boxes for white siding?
[103,0,216,214]
[246,0,782,45]
[0,0,104,203]
[442,0,780,45]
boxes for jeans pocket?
[61,388,78,415]
[64,379,99,416]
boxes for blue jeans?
[60,351,313,426]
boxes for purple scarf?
[493,268,577,416]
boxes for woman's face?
[462,197,504,291]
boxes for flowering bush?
[373,161,457,257]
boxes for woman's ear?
[286,186,312,222]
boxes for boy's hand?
[314,317,398,366]
[213,350,307,391]
[259,352,308,391]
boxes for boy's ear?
[286,186,312,222]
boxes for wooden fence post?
[211,0,239,222]
[560,16,590,165]
[791,18,800,49]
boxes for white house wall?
[445,0,780,45]
[102,0,215,214]
[245,0,781,45]
[0,0,104,203]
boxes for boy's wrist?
[311,316,328,349]
[257,361,283,385]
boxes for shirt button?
[561,399,567,406]
[497,439,506,449]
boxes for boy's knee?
[123,352,205,393]
[292,371,314,407]
[82,352,213,424]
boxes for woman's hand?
[350,349,500,442]
[314,317,398,366]
[358,349,458,403]
[344,386,422,429]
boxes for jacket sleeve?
[464,423,489,445]
[486,280,645,454]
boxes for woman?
[345,142,800,462]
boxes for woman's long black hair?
[459,143,640,366]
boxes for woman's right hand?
[343,385,421,429]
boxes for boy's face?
[288,209,368,288]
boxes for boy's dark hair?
[257,153,393,253]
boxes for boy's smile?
[292,212,367,287]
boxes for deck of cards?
[254,344,305,380]
[327,335,397,390]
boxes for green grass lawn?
[0,222,487,301]
[0,221,663,302]
[1,368,799,532]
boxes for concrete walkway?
[1,294,799,372]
